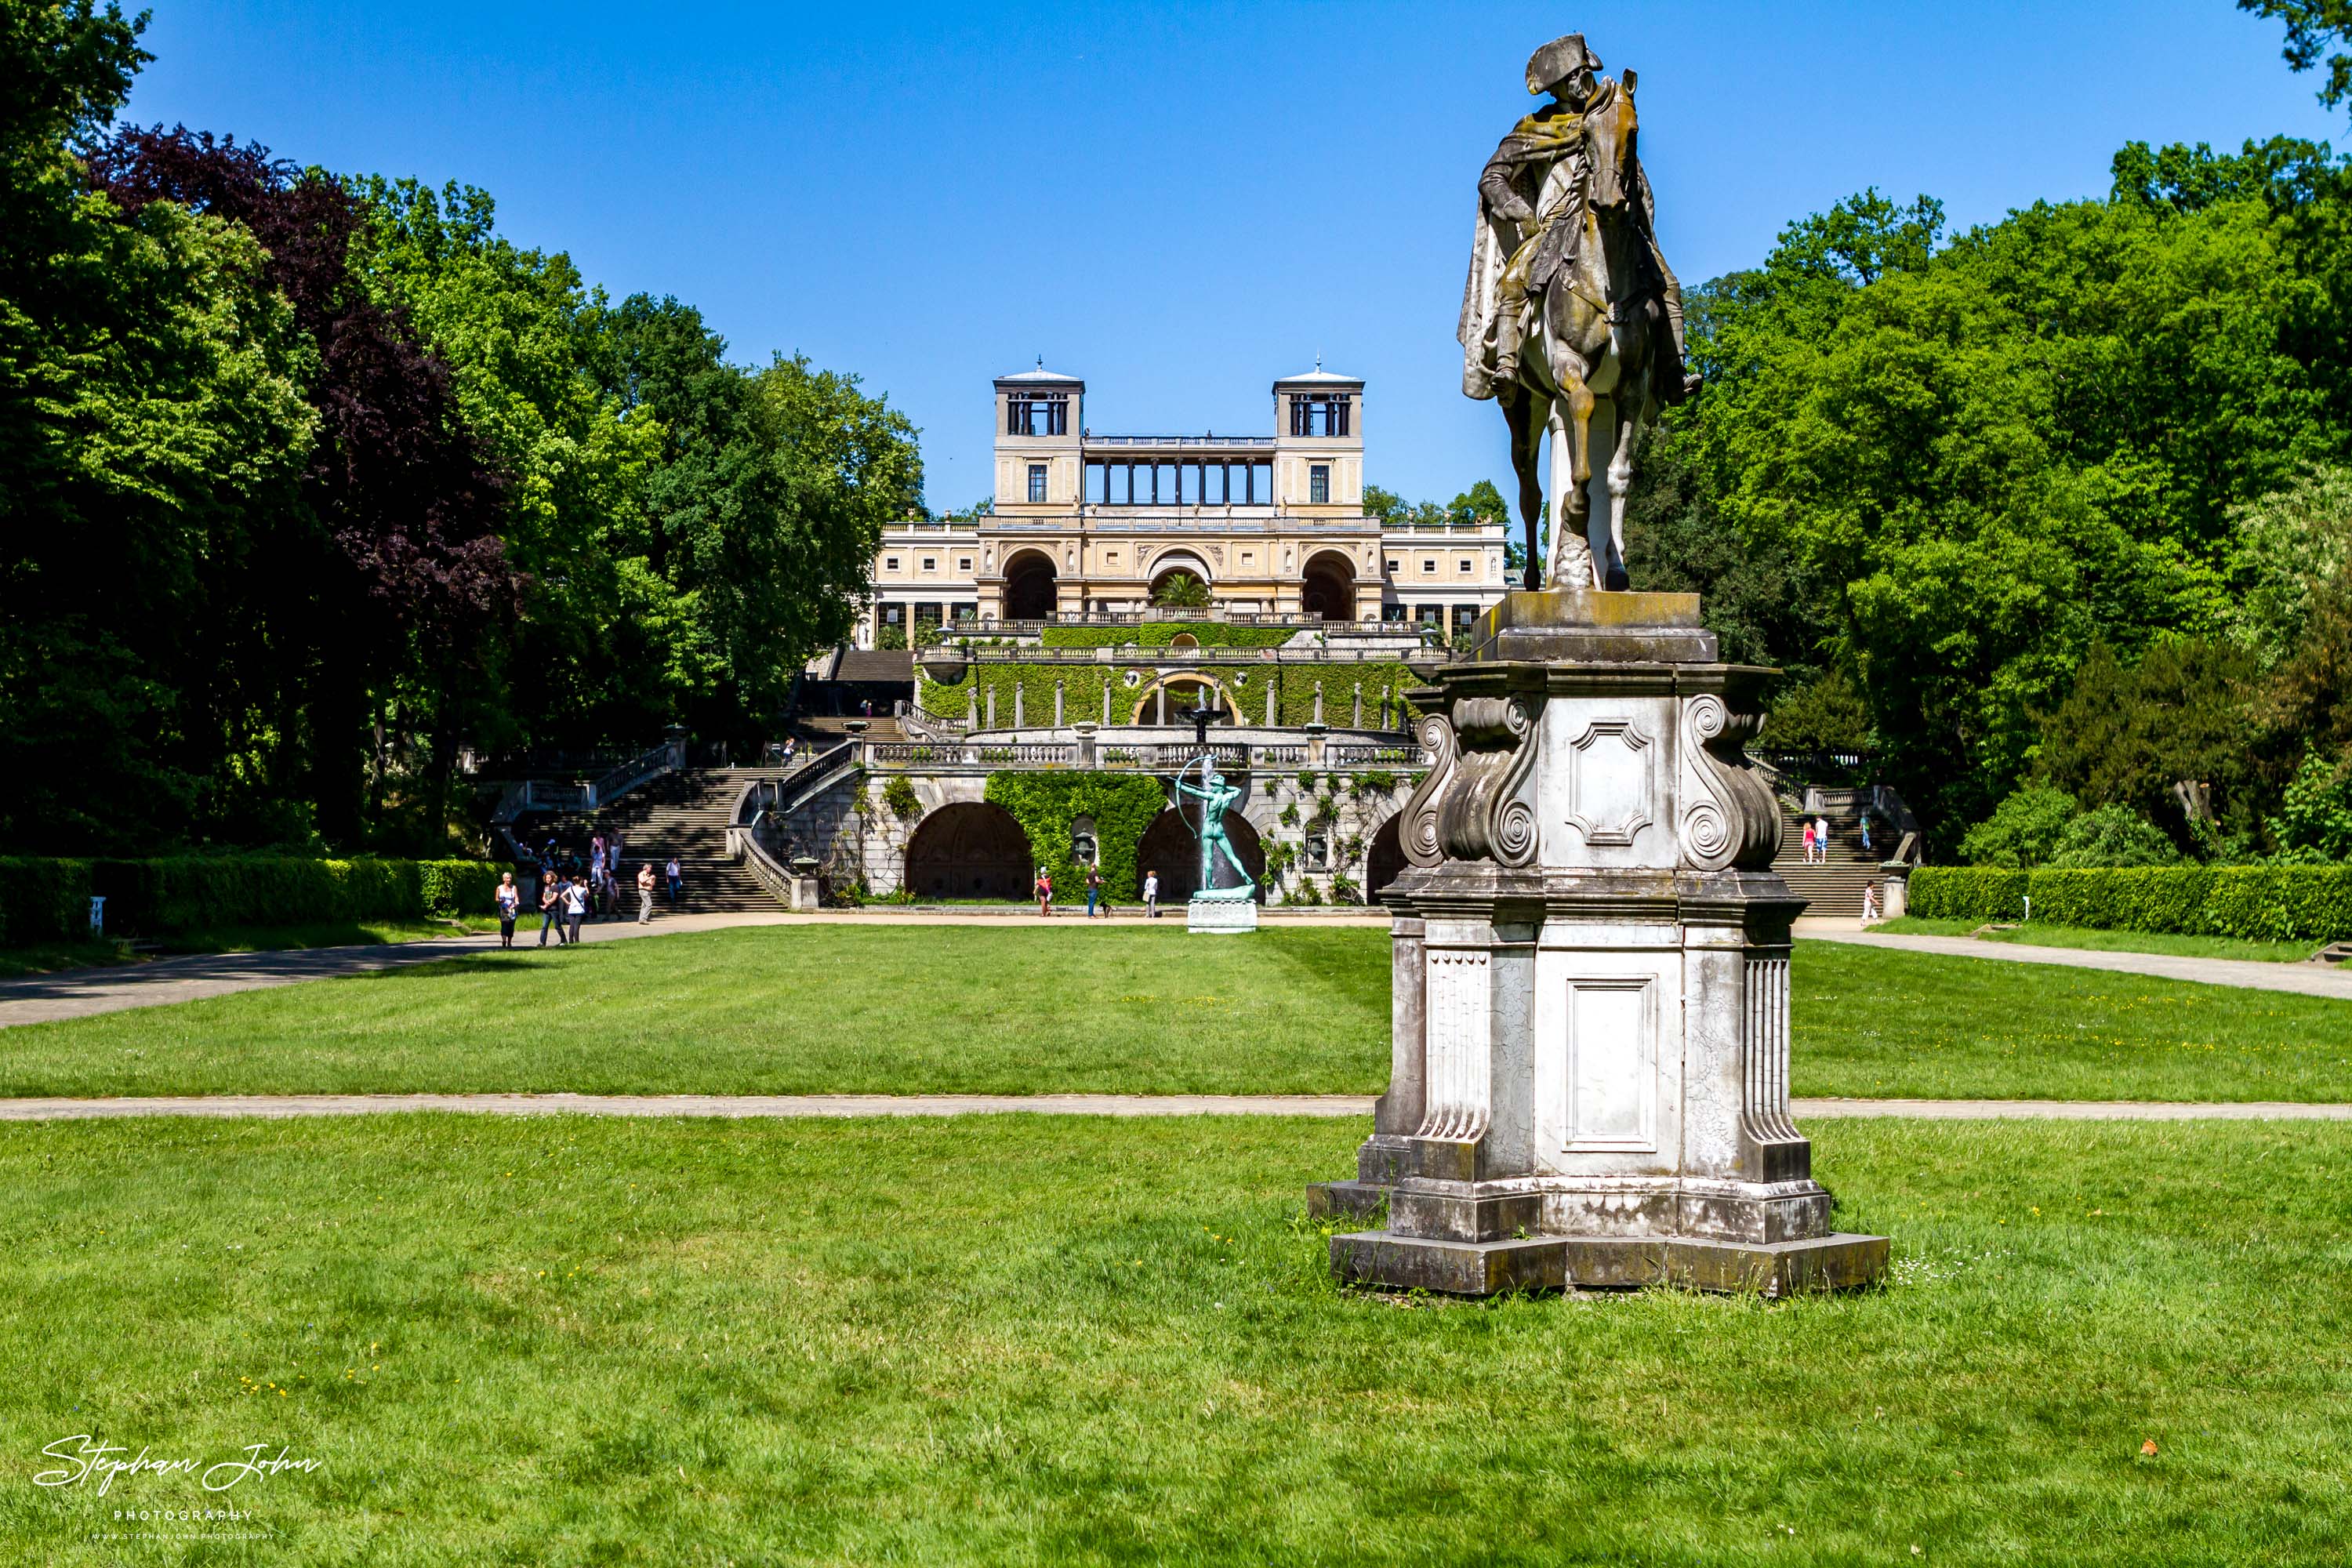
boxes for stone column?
[1054,681,1065,728]
[1265,681,1277,727]
[1353,681,1363,728]
[985,688,996,728]
[1156,683,1167,725]
[1014,685,1025,728]
[1102,685,1112,724]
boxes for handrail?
[588,737,685,808]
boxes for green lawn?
[4,924,2348,1102]
[1872,916,2330,964]
[0,1113,2344,1563]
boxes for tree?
[93,132,519,847]
[1958,786,2079,868]
[1659,148,2347,832]
[2035,640,2260,834]
[2241,0,2352,111]
[1152,571,1209,608]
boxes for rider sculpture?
[1459,32,1697,591]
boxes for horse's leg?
[1546,390,1597,589]
[1602,394,1650,593]
[1582,396,1621,591]
[1501,387,1547,590]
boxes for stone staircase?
[519,769,789,915]
[1771,796,1891,921]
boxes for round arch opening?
[1301,550,1358,622]
[1366,812,1406,901]
[1134,805,1265,902]
[1004,551,1058,621]
[1131,674,1237,726]
[902,801,1034,901]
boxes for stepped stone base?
[1187,896,1258,935]
[1330,1228,1888,1298]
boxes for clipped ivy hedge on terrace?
[0,856,505,946]
[1908,864,2352,942]
[982,773,1168,898]
[920,661,1425,728]
[1036,624,1299,650]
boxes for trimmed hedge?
[1909,864,2352,942]
[0,857,503,944]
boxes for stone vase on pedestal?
[1308,590,1888,1297]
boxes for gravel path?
[0,1094,2344,1123]
[1806,929,2352,1000]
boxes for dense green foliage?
[9,1113,2352,1561]
[0,7,918,856]
[1910,862,2352,939]
[0,854,499,943]
[982,772,1167,898]
[1636,139,2352,846]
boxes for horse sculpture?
[1502,74,1663,592]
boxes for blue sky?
[124,2,2343,509]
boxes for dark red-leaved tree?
[90,126,521,844]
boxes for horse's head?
[1585,74,1639,214]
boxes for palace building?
[859,365,1512,644]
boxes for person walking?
[1801,819,1817,865]
[637,861,655,924]
[495,872,521,949]
[1034,866,1053,917]
[1861,880,1882,922]
[666,856,683,904]
[1860,813,1874,857]
[564,873,588,946]
[539,873,564,946]
[1815,815,1831,863]
[1143,868,1159,920]
[1084,863,1103,919]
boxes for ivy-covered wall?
[1036,624,1298,650]
[920,661,1425,728]
[982,773,1168,897]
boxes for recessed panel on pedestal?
[1532,949,1677,1172]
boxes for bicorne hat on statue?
[1525,33,1602,94]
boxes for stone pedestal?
[1307,590,1887,1297]
[1188,896,1258,935]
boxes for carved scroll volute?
[1399,711,1456,869]
[1436,695,1541,868]
[1679,693,1781,871]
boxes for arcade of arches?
[1133,807,1265,902]
[903,802,1033,900]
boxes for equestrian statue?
[1460,32,1698,591]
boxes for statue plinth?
[1307,590,1888,1296]
[1187,895,1258,935]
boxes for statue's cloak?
[1458,80,1686,403]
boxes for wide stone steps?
[517,769,793,914]
[1770,805,1889,921]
